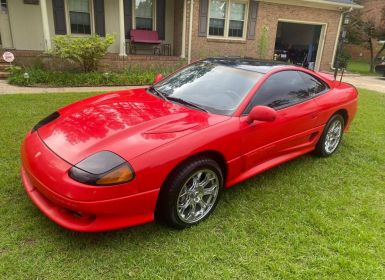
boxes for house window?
[135,0,154,30]
[68,0,91,34]
[208,0,248,39]
[209,0,227,36]
[0,0,7,11]
[229,3,246,37]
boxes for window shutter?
[156,0,166,40]
[94,0,105,36]
[52,0,66,35]
[198,0,209,37]
[247,0,259,40]
[124,0,132,39]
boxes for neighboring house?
[0,0,361,71]
[360,0,384,27]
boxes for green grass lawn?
[0,90,384,279]
[347,61,380,76]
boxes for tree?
[347,2,385,72]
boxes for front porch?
[99,53,185,72]
[36,0,186,58]
[3,49,185,72]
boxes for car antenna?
[339,68,345,86]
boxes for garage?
[274,20,326,71]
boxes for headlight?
[69,151,135,186]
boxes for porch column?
[187,0,194,64]
[40,0,51,50]
[181,0,187,58]
[119,0,127,56]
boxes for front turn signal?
[96,164,134,185]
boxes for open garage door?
[274,21,326,71]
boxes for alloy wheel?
[324,119,343,154]
[176,169,219,224]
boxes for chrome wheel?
[176,169,219,224]
[324,119,343,154]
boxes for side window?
[245,71,310,112]
[298,71,329,97]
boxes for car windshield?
[153,61,263,115]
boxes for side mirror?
[247,106,277,124]
[153,73,164,84]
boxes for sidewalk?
[0,79,144,95]
[1,74,384,95]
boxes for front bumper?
[21,132,159,232]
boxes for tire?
[157,157,223,229]
[314,114,345,157]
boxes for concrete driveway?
[342,74,385,93]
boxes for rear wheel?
[314,114,345,157]
[157,157,223,229]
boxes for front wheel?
[157,157,223,229]
[314,114,345,157]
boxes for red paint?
[247,106,277,123]
[20,64,358,232]
[153,73,164,84]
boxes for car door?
[296,70,332,129]
[240,70,319,171]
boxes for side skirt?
[225,146,314,188]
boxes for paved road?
[0,80,144,95]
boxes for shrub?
[257,26,269,59]
[50,34,115,72]
[334,50,352,69]
[8,65,181,87]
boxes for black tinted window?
[245,71,310,112]
[298,71,328,97]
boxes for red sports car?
[21,58,358,232]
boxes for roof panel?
[203,57,290,74]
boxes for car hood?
[37,88,229,165]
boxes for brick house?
[0,0,361,71]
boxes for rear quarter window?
[297,71,329,97]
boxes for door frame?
[0,2,14,49]
[276,19,328,71]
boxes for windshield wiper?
[148,86,168,101]
[167,96,208,112]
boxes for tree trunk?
[368,37,374,73]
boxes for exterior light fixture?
[343,14,351,25]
